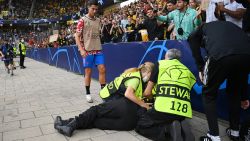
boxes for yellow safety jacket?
[100,71,143,99]
[19,43,26,55]
[153,59,196,118]
[13,47,17,55]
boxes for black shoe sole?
[56,126,73,137]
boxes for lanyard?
[179,9,187,27]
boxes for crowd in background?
[0,23,76,48]
[0,0,33,20]
[0,0,249,48]
[0,0,85,20]
[33,0,85,19]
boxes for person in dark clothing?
[235,0,250,35]
[57,34,67,46]
[19,39,26,69]
[188,21,250,141]
[135,15,145,41]
[109,20,123,43]
[125,17,136,42]
[54,62,154,137]
[101,18,112,43]
[139,9,164,41]
[0,40,14,75]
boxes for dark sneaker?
[20,66,26,69]
[226,128,240,141]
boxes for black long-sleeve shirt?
[188,21,250,71]
[141,18,164,41]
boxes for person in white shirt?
[206,0,230,22]
[216,0,246,28]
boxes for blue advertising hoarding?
[26,40,250,120]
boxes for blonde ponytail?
[123,68,140,74]
[123,62,154,74]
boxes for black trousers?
[20,55,25,67]
[135,108,184,141]
[202,55,250,136]
[73,97,141,131]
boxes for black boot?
[54,116,74,129]
[55,119,78,137]
[54,116,62,129]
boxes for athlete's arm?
[75,19,87,57]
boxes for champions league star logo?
[98,0,104,5]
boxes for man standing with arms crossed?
[75,0,106,103]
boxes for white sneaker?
[86,95,93,103]
[207,133,221,141]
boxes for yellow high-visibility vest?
[19,43,26,55]
[153,59,196,118]
[100,71,143,99]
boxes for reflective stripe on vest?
[154,59,196,118]
[99,71,143,99]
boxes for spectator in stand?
[135,14,145,41]
[120,13,129,42]
[166,0,177,39]
[205,0,229,23]
[139,9,164,41]
[58,34,67,46]
[128,9,137,24]
[189,0,199,10]
[125,17,136,42]
[53,41,59,48]
[157,0,202,40]
[216,0,246,28]
[101,18,112,44]
[109,20,123,43]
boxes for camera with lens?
[177,28,184,35]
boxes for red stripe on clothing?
[76,19,84,33]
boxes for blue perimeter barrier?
[26,40,250,120]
